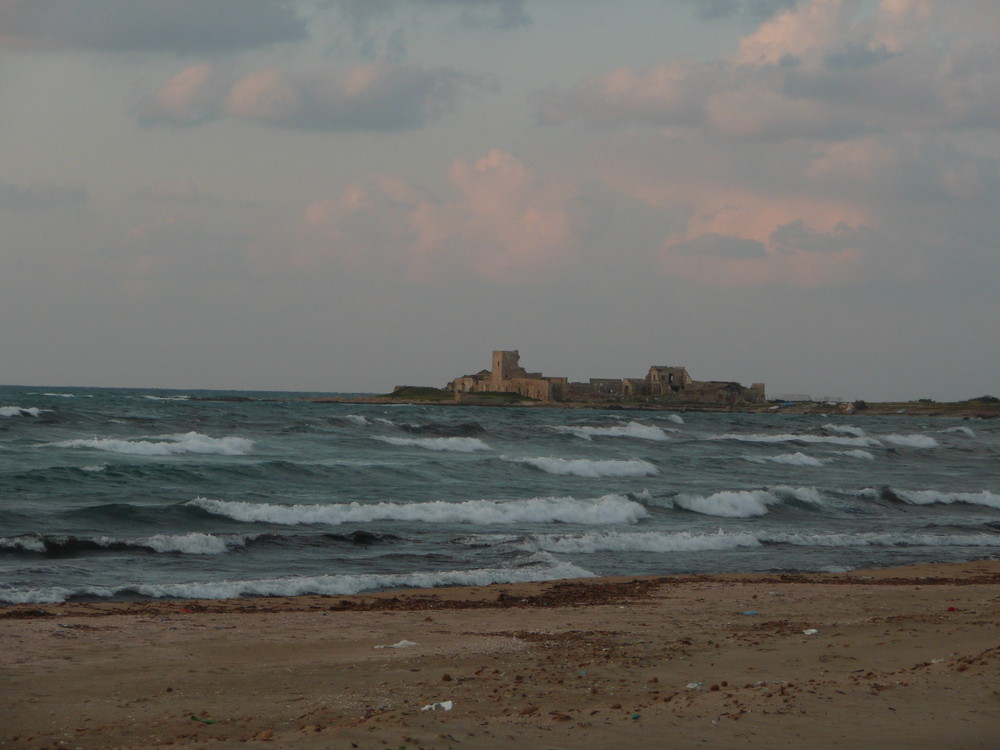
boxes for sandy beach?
[2,561,998,749]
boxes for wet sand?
[2,561,998,749]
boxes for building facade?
[447,351,765,404]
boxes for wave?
[666,414,685,424]
[744,452,826,467]
[1,406,44,417]
[941,426,976,438]
[0,554,595,604]
[0,532,252,556]
[48,432,254,456]
[504,456,658,478]
[519,529,763,554]
[866,487,1000,510]
[142,395,190,401]
[343,414,369,425]
[823,424,866,437]
[840,449,875,460]
[515,528,1000,554]
[651,486,823,518]
[376,436,490,452]
[552,421,670,441]
[882,434,939,449]
[713,432,881,447]
[188,494,650,526]
[399,421,486,437]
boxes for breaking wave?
[48,432,254,456]
[942,426,976,438]
[744,452,826,467]
[376,436,490,452]
[553,421,670,441]
[713,432,881,447]
[516,528,1000,554]
[0,553,595,604]
[1,406,44,417]
[188,494,650,526]
[882,434,939,449]
[841,450,875,460]
[505,456,658,478]
[652,486,823,518]
[866,488,1000,510]
[0,532,250,556]
[823,424,866,437]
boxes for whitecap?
[840,449,875,460]
[666,414,685,424]
[344,414,369,425]
[657,486,822,518]
[552,421,669,441]
[1,406,44,418]
[48,432,254,456]
[941,426,976,438]
[882,434,939,449]
[822,424,866,437]
[520,529,763,554]
[142,533,242,555]
[713,432,881,447]
[376,436,490,452]
[188,494,650,526]
[744,452,826,467]
[505,456,658,478]
[890,489,1000,510]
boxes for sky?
[1,0,998,401]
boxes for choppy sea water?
[1,386,998,604]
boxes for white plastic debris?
[686,682,703,690]
[421,700,454,712]
[374,639,419,649]
[803,628,819,635]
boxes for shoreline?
[3,560,997,748]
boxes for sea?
[1,385,998,605]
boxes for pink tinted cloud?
[140,62,490,131]
[297,150,580,282]
[542,0,1000,138]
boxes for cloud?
[130,179,209,204]
[294,150,581,282]
[0,0,307,53]
[540,0,1000,140]
[0,181,86,210]
[683,0,801,22]
[661,220,871,287]
[138,62,492,131]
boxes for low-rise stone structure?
[447,351,765,404]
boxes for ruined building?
[447,351,765,404]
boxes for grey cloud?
[670,233,766,258]
[0,181,85,210]
[139,63,494,131]
[683,0,799,22]
[0,0,306,53]
[769,221,871,255]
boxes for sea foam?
[505,456,658,478]
[376,436,490,452]
[0,555,595,604]
[823,424,866,437]
[189,494,650,526]
[50,432,254,456]
[520,529,763,554]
